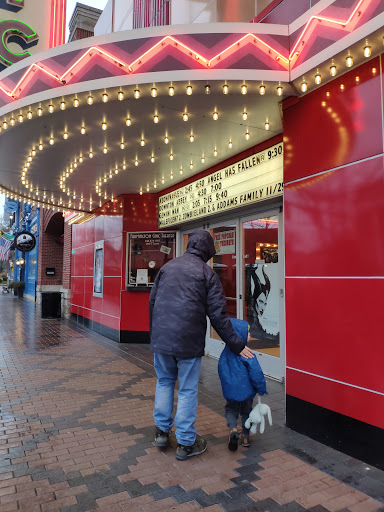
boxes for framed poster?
[127,232,176,287]
[93,241,104,297]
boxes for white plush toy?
[244,396,272,434]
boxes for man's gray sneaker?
[155,427,169,447]
[176,436,207,461]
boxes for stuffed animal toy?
[244,396,272,434]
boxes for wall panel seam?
[287,366,384,397]
[285,153,384,186]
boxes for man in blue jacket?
[149,230,254,461]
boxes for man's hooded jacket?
[218,318,267,401]
[149,230,245,359]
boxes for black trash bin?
[41,292,61,318]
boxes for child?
[218,318,267,451]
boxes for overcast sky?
[66,0,108,38]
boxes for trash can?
[41,292,61,318]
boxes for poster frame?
[93,240,104,298]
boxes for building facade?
[0,0,382,469]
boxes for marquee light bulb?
[170,173,173,180]
[330,64,337,76]
[37,107,43,116]
[346,55,353,67]
[315,73,322,85]
[39,143,43,150]
[120,142,125,149]
[228,140,232,148]
[150,155,155,163]
[161,177,165,184]
[2,120,7,129]
[154,114,159,123]
[265,121,270,130]
[241,84,248,95]
[190,162,193,169]
[10,117,15,126]
[18,114,23,123]
[115,167,119,174]
[213,148,218,156]
[123,163,127,170]
[79,156,84,163]
[73,98,80,107]
[245,131,250,140]
[87,94,93,105]
[134,88,140,99]
[186,85,193,95]
[151,87,157,97]
[135,159,139,166]
[276,85,283,96]
[190,134,194,142]
[140,138,145,146]
[223,84,229,94]
[102,93,108,103]
[117,91,124,101]
[60,101,66,110]
[80,126,86,135]
[154,182,157,188]
[164,135,169,144]
[63,132,68,139]
[259,84,266,95]
[183,112,188,121]
[28,155,32,162]
[205,84,210,94]
[103,146,108,153]
[73,161,78,168]
[31,149,36,156]
[27,110,32,119]
[364,45,371,58]
[201,156,205,163]
[301,81,308,92]
[169,153,174,160]
[101,121,107,130]
[126,117,131,126]
[49,137,54,145]
[242,111,247,120]
[169,85,175,96]
[89,151,93,158]
[213,111,218,120]
[48,104,54,113]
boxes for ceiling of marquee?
[0,80,293,211]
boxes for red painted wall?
[283,55,384,429]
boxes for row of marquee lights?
[9,63,379,209]
[0,68,376,212]
[0,0,374,102]
[1,79,280,135]
[15,81,273,206]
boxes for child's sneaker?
[241,435,250,447]
[228,428,239,451]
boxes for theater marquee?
[159,142,283,228]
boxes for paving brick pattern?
[0,295,384,511]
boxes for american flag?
[0,236,12,261]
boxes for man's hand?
[240,346,255,359]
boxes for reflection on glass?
[243,217,280,357]
[210,225,236,339]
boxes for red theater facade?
[0,0,383,469]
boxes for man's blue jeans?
[153,353,202,446]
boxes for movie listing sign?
[159,143,283,228]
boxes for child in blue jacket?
[218,318,267,451]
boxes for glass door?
[241,213,284,380]
[181,222,239,359]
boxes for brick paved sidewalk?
[0,295,383,512]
